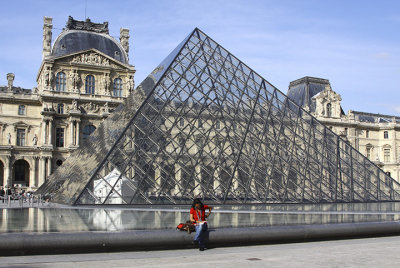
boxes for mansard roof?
[51,17,128,64]
[353,111,400,124]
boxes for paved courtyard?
[1,235,400,267]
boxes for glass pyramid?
[37,28,400,205]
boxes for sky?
[0,0,399,115]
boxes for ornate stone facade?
[0,16,135,191]
[289,76,400,182]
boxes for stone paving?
[1,236,400,267]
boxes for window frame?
[56,72,66,92]
[113,78,123,97]
[85,75,96,95]
[16,128,26,146]
[18,105,26,115]
[326,103,332,117]
[384,131,389,139]
[55,127,65,147]
[384,148,390,162]
[57,103,64,114]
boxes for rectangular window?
[384,131,389,139]
[198,119,202,128]
[18,105,25,115]
[344,128,348,135]
[366,130,369,138]
[179,118,184,127]
[56,128,64,147]
[57,104,64,114]
[366,147,371,159]
[384,148,390,162]
[16,129,25,146]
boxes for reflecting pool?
[1,202,400,233]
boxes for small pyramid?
[37,28,400,205]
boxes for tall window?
[366,147,371,159]
[113,78,122,97]
[18,105,25,115]
[366,130,369,138]
[55,128,64,147]
[82,125,96,141]
[179,118,184,127]
[384,131,389,139]
[384,148,390,162]
[326,103,332,117]
[198,119,203,128]
[57,103,64,114]
[56,72,66,91]
[344,128,348,136]
[85,75,95,94]
[16,129,25,146]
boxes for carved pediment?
[54,49,125,68]
[13,121,32,132]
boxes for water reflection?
[1,202,400,233]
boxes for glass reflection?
[1,202,400,233]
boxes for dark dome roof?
[51,30,128,64]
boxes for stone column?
[29,157,37,188]
[48,120,53,146]
[47,157,52,177]
[233,169,239,192]
[41,120,47,145]
[3,156,11,187]
[76,121,80,146]
[213,167,221,194]
[38,157,46,186]
[69,120,74,146]
[193,164,201,196]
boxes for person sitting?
[190,198,213,251]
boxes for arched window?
[326,103,332,117]
[82,125,96,141]
[113,78,122,97]
[85,75,95,94]
[56,72,66,91]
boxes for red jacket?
[190,205,209,221]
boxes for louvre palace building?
[0,16,399,195]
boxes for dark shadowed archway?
[13,159,29,187]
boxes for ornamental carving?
[101,73,111,95]
[66,16,109,34]
[68,69,81,92]
[42,66,54,89]
[71,52,110,66]
[82,102,100,113]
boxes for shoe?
[199,247,205,251]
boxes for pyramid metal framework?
[37,28,400,205]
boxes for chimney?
[120,28,130,60]
[42,17,53,59]
[7,73,15,90]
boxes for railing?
[0,194,49,207]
